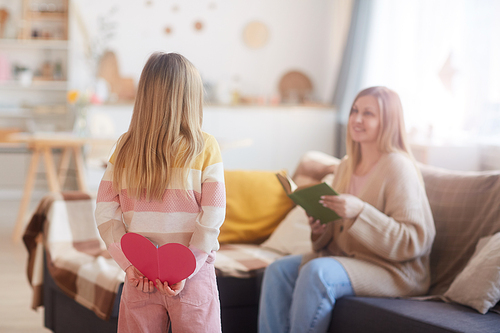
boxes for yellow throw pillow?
[219,170,295,244]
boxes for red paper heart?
[121,233,196,285]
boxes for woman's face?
[349,94,381,144]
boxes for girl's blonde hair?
[335,86,421,192]
[113,52,205,201]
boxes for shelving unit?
[0,38,69,49]
[20,0,68,41]
[0,80,68,91]
[0,0,71,133]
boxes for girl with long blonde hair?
[259,86,435,333]
[95,52,225,333]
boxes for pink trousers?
[117,261,221,333]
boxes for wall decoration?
[278,70,313,104]
[97,51,136,102]
[81,6,118,80]
[66,0,335,105]
[438,53,456,92]
[243,21,269,49]
[194,20,204,32]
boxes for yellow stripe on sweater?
[109,132,222,171]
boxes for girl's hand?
[155,279,186,297]
[308,215,327,235]
[125,266,155,293]
[319,194,364,219]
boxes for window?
[362,0,500,145]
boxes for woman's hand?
[155,279,186,297]
[125,266,155,293]
[319,194,364,219]
[308,215,327,235]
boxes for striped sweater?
[95,132,226,272]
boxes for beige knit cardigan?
[304,152,436,297]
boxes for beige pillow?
[260,205,312,255]
[261,173,334,255]
[444,232,500,314]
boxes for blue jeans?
[258,255,354,333]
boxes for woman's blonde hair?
[335,86,420,192]
[113,52,205,201]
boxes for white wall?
[84,104,337,192]
[69,0,337,104]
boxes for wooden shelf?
[20,0,68,40]
[0,38,68,49]
[28,11,67,21]
[0,0,70,133]
[0,109,31,118]
[0,80,68,91]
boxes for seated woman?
[259,86,436,333]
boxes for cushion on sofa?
[260,206,312,255]
[419,164,500,296]
[444,232,500,314]
[218,170,295,244]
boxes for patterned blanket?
[215,244,282,278]
[23,192,125,320]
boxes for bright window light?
[362,0,500,145]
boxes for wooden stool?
[9,133,88,242]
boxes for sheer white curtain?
[362,0,500,145]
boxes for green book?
[276,172,341,224]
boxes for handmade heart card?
[121,233,196,285]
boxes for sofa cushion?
[219,170,295,244]
[260,206,312,255]
[419,164,500,295]
[331,297,500,333]
[444,232,500,314]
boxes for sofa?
[25,151,500,332]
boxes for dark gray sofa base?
[216,274,500,333]
[43,257,500,333]
[332,297,500,333]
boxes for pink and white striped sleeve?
[95,163,131,271]
[189,135,226,254]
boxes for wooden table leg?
[42,147,61,193]
[73,146,88,192]
[12,149,40,242]
[58,147,72,189]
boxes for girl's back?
[100,131,225,250]
[95,52,225,333]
